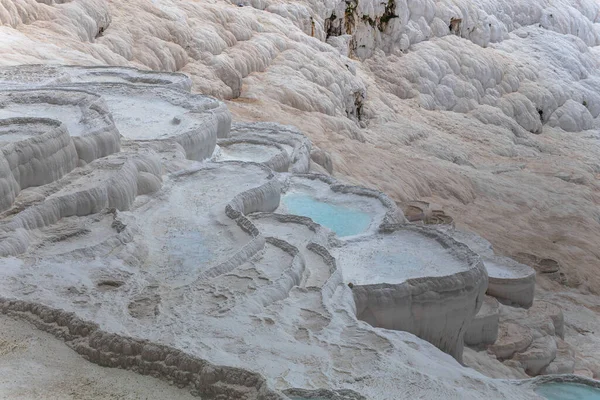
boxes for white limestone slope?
[1,0,600,394]
[0,66,543,399]
[0,3,598,301]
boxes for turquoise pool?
[282,193,372,237]
[535,383,600,400]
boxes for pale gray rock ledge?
[348,224,488,362]
[465,295,500,347]
[436,225,536,308]
[0,64,193,91]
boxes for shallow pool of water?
[535,383,600,400]
[282,193,371,237]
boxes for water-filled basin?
[282,193,371,237]
[535,383,600,400]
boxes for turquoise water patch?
[282,194,372,237]
[535,383,600,400]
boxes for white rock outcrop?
[464,295,499,347]
[0,118,78,210]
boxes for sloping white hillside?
[1,0,600,398]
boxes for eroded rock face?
[490,323,534,360]
[477,300,568,378]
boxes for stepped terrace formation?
[0,64,563,399]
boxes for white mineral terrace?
[0,65,192,91]
[0,92,103,137]
[486,259,532,279]
[0,118,56,143]
[103,95,198,140]
[218,142,282,163]
[338,224,487,361]
[54,84,231,161]
[1,103,88,136]
[74,84,229,139]
[437,226,537,307]
[0,65,539,400]
[335,230,469,285]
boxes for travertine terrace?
[0,65,542,399]
[1,0,600,397]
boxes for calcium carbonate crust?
[352,223,488,362]
[218,137,291,172]
[0,64,193,91]
[0,65,538,399]
[0,297,285,400]
[0,88,120,164]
